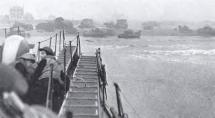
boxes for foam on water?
[140,49,215,56]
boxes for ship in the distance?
[118,29,141,39]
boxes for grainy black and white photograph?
[0,0,215,118]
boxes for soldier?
[30,46,64,112]
[14,53,37,84]
[0,64,58,118]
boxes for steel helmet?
[39,46,54,56]
[19,53,36,62]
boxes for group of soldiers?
[0,38,69,117]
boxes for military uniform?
[29,48,64,112]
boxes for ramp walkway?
[59,55,99,118]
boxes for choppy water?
[20,35,215,118]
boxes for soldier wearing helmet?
[30,47,64,112]
[11,53,37,84]
[36,46,63,83]
[0,64,58,118]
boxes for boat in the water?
[1,27,128,118]
[82,28,115,38]
[118,29,141,39]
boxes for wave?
[97,45,131,50]
[129,49,215,64]
[140,49,215,56]
[148,44,190,50]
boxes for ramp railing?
[96,48,108,106]
[4,26,26,38]
[37,31,63,61]
[114,83,128,118]
[37,30,81,111]
[96,49,129,118]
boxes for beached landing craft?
[1,27,128,118]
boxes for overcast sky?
[0,0,214,22]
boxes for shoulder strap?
[32,59,47,80]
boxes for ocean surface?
[80,36,215,118]
[8,35,215,118]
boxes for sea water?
[27,35,215,118]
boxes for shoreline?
[1,29,215,39]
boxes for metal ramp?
[59,55,100,118]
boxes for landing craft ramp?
[59,55,100,118]
[36,31,102,118]
[40,31,127,118]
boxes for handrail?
[96,48,114,118]
[39,38,50,43]
[59,31,62,53]
[114,83,128,118]
[96,48,129,118]
[96,48,102,118]
[38,30,81,111]
[46,64,54,110]
[70,33,81,59]
[4,26,23,38]
[63,30,65,49]
[37,30,65,61]
[96,48,108,106]
[77,32,81,56]
[96,48,110,116]
[63,47,67,94]
[54,34,57,55]
[63,32,81,93]
[114,83,123,117]
[41,30,79,111]
[49,37,52,47]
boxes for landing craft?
[118,30,141,39]
[0,27,129,118]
